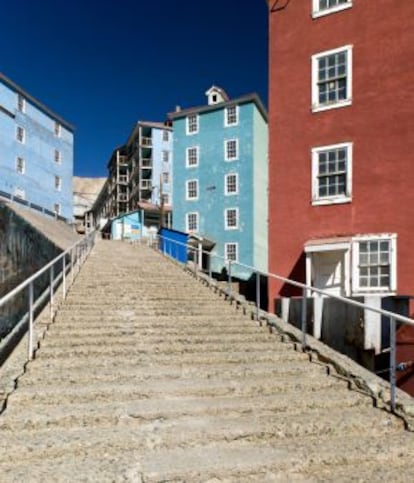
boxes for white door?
[312,251,345,296]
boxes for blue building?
[169,86,268,279]
[0,73,74,221]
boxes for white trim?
[186,211,199,232]
[54,149,62,164]
[186,146,199,168]
[186,179,198,201]
[225,242,238,262]
[54,121,62,137]
[311,45,353,113]
[311,141,353,205]
[16,125,25,144]
[224,207,239,230]
[312,0,353,18]
[224,105,239,127]
[55,175,62,191]
[186,114,199,135]
[16,156,25,175]
[14,187,25,200]
[305,241,351,253]
[54,203,61,215]
[17,94,26,113]
[224,172,239,196]
[224,138,239,161]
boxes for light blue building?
[0,73,74,221]
[169,86,268,279]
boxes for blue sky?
[1,0,268,177]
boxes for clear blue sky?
[1,0,268,177]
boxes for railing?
[140,180,152,190]
[140,137,152,147]
[118,193,128,202]
[118,175,128,184]
[152,234,414,413]
[0,231,96,364]
[141,158,152,168]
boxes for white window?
[14,187,25,200]
[54,149,61,164]
[55,175,62,191]
[16,157,25,174]
[186,114,199,135]
[225,139,238,161]
[186,179,198,200]
[161,194,169,205]
[17,94,25,113]
[311,142,352,205]
[225,243,238,262]
[225,173,238,195]
[186,212,199,232]
[162,130,169,142]
[54,203,61,215]
[162,150,169,163]
[312,45,352,112]
[54,121,61,137]
[186,146,199,167]
[225,105,239,126]
[225,207,239,230]
[16,126,25,143]
[312,0,352,18]
[162,172,169,183]
[352,235,397,293]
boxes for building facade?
[0,73,74,221]
[169,86,268,279]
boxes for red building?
[268,0,414,310]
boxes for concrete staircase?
[0,240,414,481]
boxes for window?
[186,146,199,167]
[186,212,199,232]
[186,179,198,200]
[225,243,238,262]
[225,139,238,161]
[54,121,61,137]
[311,142,352,205]
[14,187,25,200]
[54,149,61,164]
[353,236,397,293]
[54,203,61,215]
[162,130,169,142]
[16,157,25,174]
[312,0,352,18]
[186,114,199,135]
[225,173,238,195]
[55,175,62,191]
[162,172,169,183]
[162,150,169,163]
[225,208,239,230]
[312,45,352,112]
[17,94,25,113]
[161,194,169,205]
[225,105,239,126]
[16,126,25,143]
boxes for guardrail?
[0,231,96,364]
[152,234,414,412]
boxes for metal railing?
[153,234,414,412]
[0,231,96,364]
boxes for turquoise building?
[169,86,268,279]
[0,73,74,221]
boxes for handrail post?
[228,260,232,298]
[28,281,34,360]
[50,264,54,320]
[62,255,67,300]
[71,248,74,286]
[256,271,260,321]
[390,316,396,412]
[208,254,212,280]
[301,287,307,350]
[194,248,198,277]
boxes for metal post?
[62,255,67,300]
[228,260,232,297]
[28,282,34,360]
[390,316,396,412]
[71,248,74,285]
[301,287,307,350]
[194,248,198,277]
[208,255,212,280]
[50,265,54,320]
[256,271,260,321]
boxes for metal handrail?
[0,231,96,362]
[153,234,413,412]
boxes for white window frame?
[16,156,25,174]
[312,0,353,18]
[17,94,26,113]
[14,187,25,200]
[186,179,198,200]
[186,146,199,168]
[54,149,62,164]
[16,126,25,144]
[225,242,238,262]
[162,172,169,183]
[352,234,397,294]
[162,129,169,142]
[162,150,169,163]
[54,121,61,137]
[224,139,239,161]
[224,105,239,127]
[311,142,352,205]
[224,207,239,230]
[186,212,199,232]
[311,45,353,113]
[161,193,169,205]
[55,175,62,191]
[225,173,239,196]
[186,114,199,135]
[54,203,61,215]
